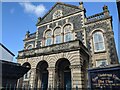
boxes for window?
[45,30,52,46]
[54,27,61,44]
[27,45,32,50]
[55,36,61,44]
[64,24,73,42]
[45,38,52,46]
[93,31,105,52]
[96,59,108,67]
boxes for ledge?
[17,40,89,59]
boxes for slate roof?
[36,2,83,26]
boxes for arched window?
[54,27,61,44]
[27,45,32,50]
[64,24,73,42]
[93,31,105,52]
[45,30,52,46]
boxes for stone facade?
[17,2,119,89]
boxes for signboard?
[88,65,120,89]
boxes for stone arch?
[55,58,72,89]
[35,60,49,89]
[62,22,74,32]
[26,44,34,50]
[43,28,53,38]
[22,62,31,69]
[53,25,62,32]
[55,58,71,69]
[89,28,105,36]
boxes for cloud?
[19,2,46,17]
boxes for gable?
[37,2,82,25]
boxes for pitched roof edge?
[36,2,81,26]
[0,43,15,56]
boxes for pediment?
[36,2,82,26]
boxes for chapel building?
[17,2,119,89]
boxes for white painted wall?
[0,45,14,61]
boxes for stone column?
[70,65,83,89]
[47,67,55,89]
[29,68,36,89]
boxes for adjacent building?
[0,43,15,62]
[17,2,119,89]
[0,43,30,89]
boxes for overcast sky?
[2,2,119,62]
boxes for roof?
[37,2,82,25]
[0,43,15,56]
[1,60,30,79]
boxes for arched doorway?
[55,58,71,90]
[36,60,48,90]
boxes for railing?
[86,12,105,23]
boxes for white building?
[0,43,15,61]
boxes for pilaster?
[70,65,83,89]
[29,68,36,89]
[47,67,55,89]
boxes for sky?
[1,1,120,62]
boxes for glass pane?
[65,33,72,42]
[99,42,105,50]
[93,32,105,52]
[95,43,99,50]
[45,38,52,46]
[55,35,61,44]
[98,33,103,42]
[93,34,98,43]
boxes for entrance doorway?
[55,58,71,90]
[36,60,48,90]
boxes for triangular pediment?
[36,2,82,26]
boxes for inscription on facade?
[88,66,120,89]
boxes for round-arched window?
[45,30,52,46]
[93,31,105,52]
[64,24,73,42]
[54,27,61,44]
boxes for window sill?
[94,50,106,54]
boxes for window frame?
[54,27,61,44]
[45,30,52,46]
[63,24,73,42]
[93,31,105,52]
